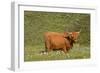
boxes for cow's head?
[62,31,80,43]
[68,32,80,42]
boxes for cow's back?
[44,32,68,38]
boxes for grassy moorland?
[24,11,90,61]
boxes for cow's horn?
[79,29,82,32]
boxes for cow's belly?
[51,41,65,50]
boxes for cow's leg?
[62,48,70,58]
[45,41,51,54]
[66,48,70,52]
[63,47,67,54]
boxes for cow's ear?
[76,32,80,36]
[63,32,69,38]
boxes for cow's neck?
[66,37,74,47]
[70,40,74,47]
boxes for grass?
[24,44,90,62]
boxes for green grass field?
[24,44,90,61]
[24,11,90,61]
